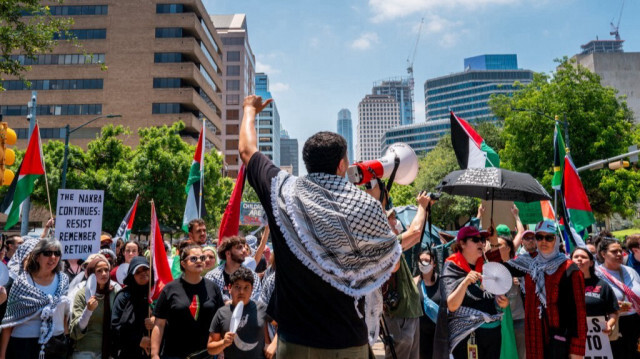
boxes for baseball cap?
[456,226,490,241]
[535,220,557,234]
[522,230,535,237]
[496,224,512,237]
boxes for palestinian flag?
[562,156,595,233]
[551,122,566,190]
[450,111,499,169]
[182,126,206,232]
[115,194,139,242]
[149,201,173,302]
[0,124,45,230]
[218,164,245,246]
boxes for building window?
[156,4,184,13]
[47,5,108,15]
[258,128,272,134]
[155,27,183,38]
[54,29,107,40]
[226,80,240,91]
[154,52,182,63]
[226,110,239,120]
[226,65,240,76]
[226,95,239,105]
[153,78,181,88]
[0,104,102,116]
[227,51,240,62]
[9,53,105,65]
[152,103,181,114]
[222,37,244,46]
[2,79,103,91]
[225,124,239,135]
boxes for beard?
[230,252,245,264]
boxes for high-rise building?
[280,129,299,176]
[0,1,224,150]
[357,95,399,161]
[372,78,414,125]
[425,54,534,124]
[381,119,450,155]
[572,41,640,122]
[211,14,255,178]
[337,109,354,164]
[255,73,280,165]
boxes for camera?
[426,192,441,200]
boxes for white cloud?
[255,60,280,75]
[270,82,290,92]
[424,15,462,34]
[368,0,518,23]
[350,32,379,50]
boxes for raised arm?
[399,192,435,251]
[239,95,273,165]
[510,205,525,250]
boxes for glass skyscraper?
[372,78,414,126]
[337,109,354,164]
[280,129,299,176]
[255,73,280,166]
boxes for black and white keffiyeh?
[508,251,567,308]
[7,237,39,279]
[259,267,276,306]
[271,171,402,344]
[0,271,69,357]
[448,306,503,353]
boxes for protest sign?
[240,202,264,226]
[585,316,613,359]
[55,189,104,260]
[481,200,516,230]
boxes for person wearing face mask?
[486,220,587,359]
[379,192,434,359]
[415,250,439,359]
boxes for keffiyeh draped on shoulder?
[508,251,567,308]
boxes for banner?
[240,202,264,226]
[585,316,613,359]
[55,189,104,260]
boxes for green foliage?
[24,122,233,235]
[491,57,638,217]
[0,0,74,90]
[388,184,415,207]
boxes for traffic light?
[608,160,630,170]
[0,121,16,185]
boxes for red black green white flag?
[115,194,139,241]
[450,111,499,169]
[182,125,206,232]
[562,156,595,233]
[149,201,173,302]
[0,124,45,230]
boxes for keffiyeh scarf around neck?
[508,250,567,308]
[0,271,69,357]
[271,171,402,342]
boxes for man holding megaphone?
[239,95,403,358]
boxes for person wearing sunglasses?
[151,244,224,359]
[434,226,510,359]
[486,220,587,359]
[0,238,69,359]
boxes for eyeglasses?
[466,236,486,244]
[535,234,556,242]
[42,250,62,257]
[185,255,206,263]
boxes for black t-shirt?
[153,277,224,357]
[584,276,619,317]
[247,152,368,348]
[210,301,267,359]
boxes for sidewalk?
[372,339,385,358]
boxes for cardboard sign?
[55,189,104,260]
[514,201,543,225]
[480,200,516,231]
[240,202,264,226]
[585,316,613,359]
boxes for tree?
[491,57,639,218]
[0,1,74,89]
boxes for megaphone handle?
[386,156,401,193]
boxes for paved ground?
[372,339,386,358]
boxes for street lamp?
[60,114,122,189]
[511,107,569,148]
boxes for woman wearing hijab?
[70,255,119,359]
[487,220,587,359]
[0,238,70,359]
[111,256,152,359]
[433,226,510,359]
[201,246,218,276]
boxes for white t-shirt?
[12,274,68,338]
[597,264,640,316]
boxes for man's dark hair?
[302,132,347,174]
[230,266,254,285]
[5,235,21,246]
[188,218,205,233]
[217,236,246,259]
[626,234,640,251]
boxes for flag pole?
[36,120,54,219]
[149,199,155,305]
[199,119,205,219]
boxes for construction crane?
[406,17,425,76]
[610,0,625,41]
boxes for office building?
[425,54,534,123]
[255,73,280,166]
[280,129,299,176]
[337,109,354,164]
[357,94,399,161]
[0,1,225,150]
[211,14,255,178]
[372,78,414,125]
[381,119,450,155]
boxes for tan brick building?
[0,0,224,150]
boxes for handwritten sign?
[55,189,104,260]
[240,202,264,226]
[585,316,613,359]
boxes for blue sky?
[206,0,640,171]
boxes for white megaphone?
[347,143,418,186]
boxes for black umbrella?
[436,167,551,203]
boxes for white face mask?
[418,261,433,274]
[394,221,404,234]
